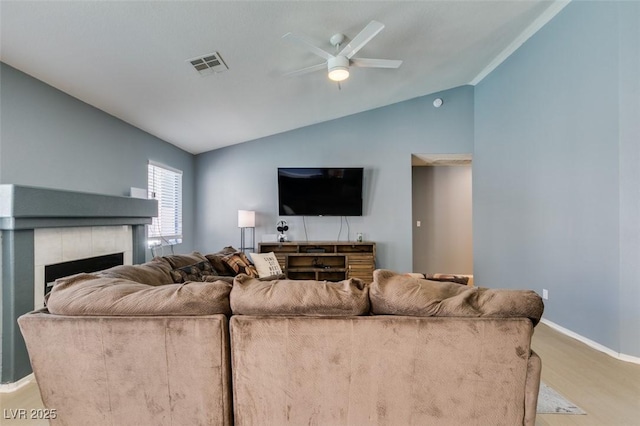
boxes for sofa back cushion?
[370,269,543,325]
[47,273,232,316]
[230,275,369,316]
[96,260,173,286]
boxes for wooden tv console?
[258,241,376,283]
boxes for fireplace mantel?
[1,184,157,230]
[1,184,158,384]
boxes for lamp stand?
[240,227,255,253]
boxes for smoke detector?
[187,52,228,76]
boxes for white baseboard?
[0,373,35,393]
[541,318,640,365]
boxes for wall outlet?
[542,289,549,300]
[416,220,421,227]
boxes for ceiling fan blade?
[338,20,385,59]
[351,58,403,69]
[282,32,334,61]
[283,63,326,78]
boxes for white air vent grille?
[188,52,228,76]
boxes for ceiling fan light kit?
[328,56,350,81]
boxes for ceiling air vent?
[188,52,228,76]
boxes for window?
[148,161,182,246]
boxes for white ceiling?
[0,1,566,155]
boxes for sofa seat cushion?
[231,275,369,316]
[371,269,543,325]
[47,273,232,316]
[95,260,173,286]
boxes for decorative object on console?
[276,220,289,242]
[238,210,255,253]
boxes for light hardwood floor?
[1,322,639,425]
[533,323,640,425]
[1,379,48,426]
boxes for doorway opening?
[411,154,473,282]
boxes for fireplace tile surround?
[1,184,157,384]
[34,226,133,309]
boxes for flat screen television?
[278,167,363,216]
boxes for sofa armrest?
[524,349,542,426]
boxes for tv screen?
[278,168,363,216]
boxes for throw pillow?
[170,260,215,283]
[222,252,258,278]
[249,252,283,278]
[205,247,243,276]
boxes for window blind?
[148,161,183,246]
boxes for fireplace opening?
[44,252,124,298]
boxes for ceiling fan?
[282,20,402,83]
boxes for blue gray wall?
[0,63,196,256]
[195,86,474,271]
[474,1,639,357]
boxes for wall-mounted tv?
[278,167,363,216]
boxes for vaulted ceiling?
[0,1,566,154]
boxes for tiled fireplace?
[34,226,133,309]
[0,185,157,384]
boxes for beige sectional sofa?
[18,252,544,426]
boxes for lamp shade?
[238,210,255,228]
